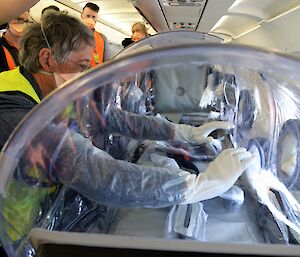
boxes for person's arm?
[23,123,254,208]
[0,0,39,25]
[87,98,235,147]
[84,93,174,144]
[52,127,187,208]
[106,106,174,141]
[54,130,254,207]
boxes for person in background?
[80,2,110,67]
[131,22,149,42]
[122,22,149,48]
[0,11,31,72]
[41,5,60,16]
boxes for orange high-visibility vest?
[2,46,16,70]
[90,31,105,67]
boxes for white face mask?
[54,72,81,88]
[9,23,26,34]
[82,18,96,30]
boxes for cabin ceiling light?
[210,16,228,32]
[228,0,243,11]
[233,24,261,39]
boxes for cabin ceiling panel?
[196,0,235,32]
[211,14,260,38]
[228,0,300,20]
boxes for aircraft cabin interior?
[26,0,300,56]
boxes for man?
[0,11,31,72]
[0,11,254,248]
[81,2,110,66]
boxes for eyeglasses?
[15,18,33,25]
[67,59,91,72]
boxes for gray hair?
[19,11,95,73]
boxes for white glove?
[183,148,254,204]
[280,144,297,176]
[173,121,234,146]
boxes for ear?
[39,48,57,72]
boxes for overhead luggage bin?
[1,40,300,257]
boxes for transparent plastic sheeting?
[1,44,300,257]
[116,30,223,58]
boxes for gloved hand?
[280,143,297,176]
[173,121,234,146]
[281,153,297,176]
[183,148,254,204]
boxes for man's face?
[48,42,94,87]
[8,11,31,36]
[81,7,98,29]
[58,46,93,72]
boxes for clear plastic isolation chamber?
[1,32,300,256]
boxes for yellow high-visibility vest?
[0,67,41,103]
